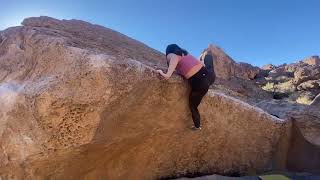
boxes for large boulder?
[297,80,320,91]
[235,62,261,80]
[199,45,261,80]
[0,16,318,180]
[0,17,289,180]
[293,65,320,85]
[255,100,320,174]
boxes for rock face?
[200,45,260,80]
[255,100,320,174]
[303,56,320,66]
[293,65,320,85]
[21,16,165,67]
[297,80,320,91]
[261,64,275,71]
[260,56,320,104]
[0,16,319,180]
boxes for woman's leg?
[188,68,210,128]
[203,54,216,85]
[203,54,214,72]
[189,88,208,128]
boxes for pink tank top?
[176,55,201,78]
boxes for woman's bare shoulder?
[167,53,181,62]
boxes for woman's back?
[176,55,202,79]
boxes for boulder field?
[0,17,319,180]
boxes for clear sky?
[1,0,319,66]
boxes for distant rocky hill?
[200,44,261,80]
[0,16,319,180]
[200,44,320,105]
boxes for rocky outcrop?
[260,56,320,104]
[303,56,320,66]
[0,17,319,180]
[261,64,275,71]
[297,80,320,91]
[200,45,260,80]
[268,67,294,79]
[293,65,320,85]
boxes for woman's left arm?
[157,54,179,79]
[199,54,205,66]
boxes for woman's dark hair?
[166,44,188,57]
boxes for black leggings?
[188,56,215,128]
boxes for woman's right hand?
[156,69,170,79]
[156,69,164,74]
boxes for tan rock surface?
[0,17,319,180]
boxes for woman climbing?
[157,44,215,130]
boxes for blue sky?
[1,0,319,67]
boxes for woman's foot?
[191,126,201,131]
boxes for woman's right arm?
[157,53,179,79]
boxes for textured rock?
[261,64,275,71]
[297,80,320,91]
[212,78,272,103]
[0,16,319,180]
[259,56,320,104]
[294,66,320,84]
[303,56,320,66]
[268,67,294,79]
[296,91,319,105]
[293,65,320,85]
[311,93,320,106]
[200,45,260,80]
[255,100,320,174]
[235,62,261,80]
[0,17,291,180]
[21,16,165,67]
